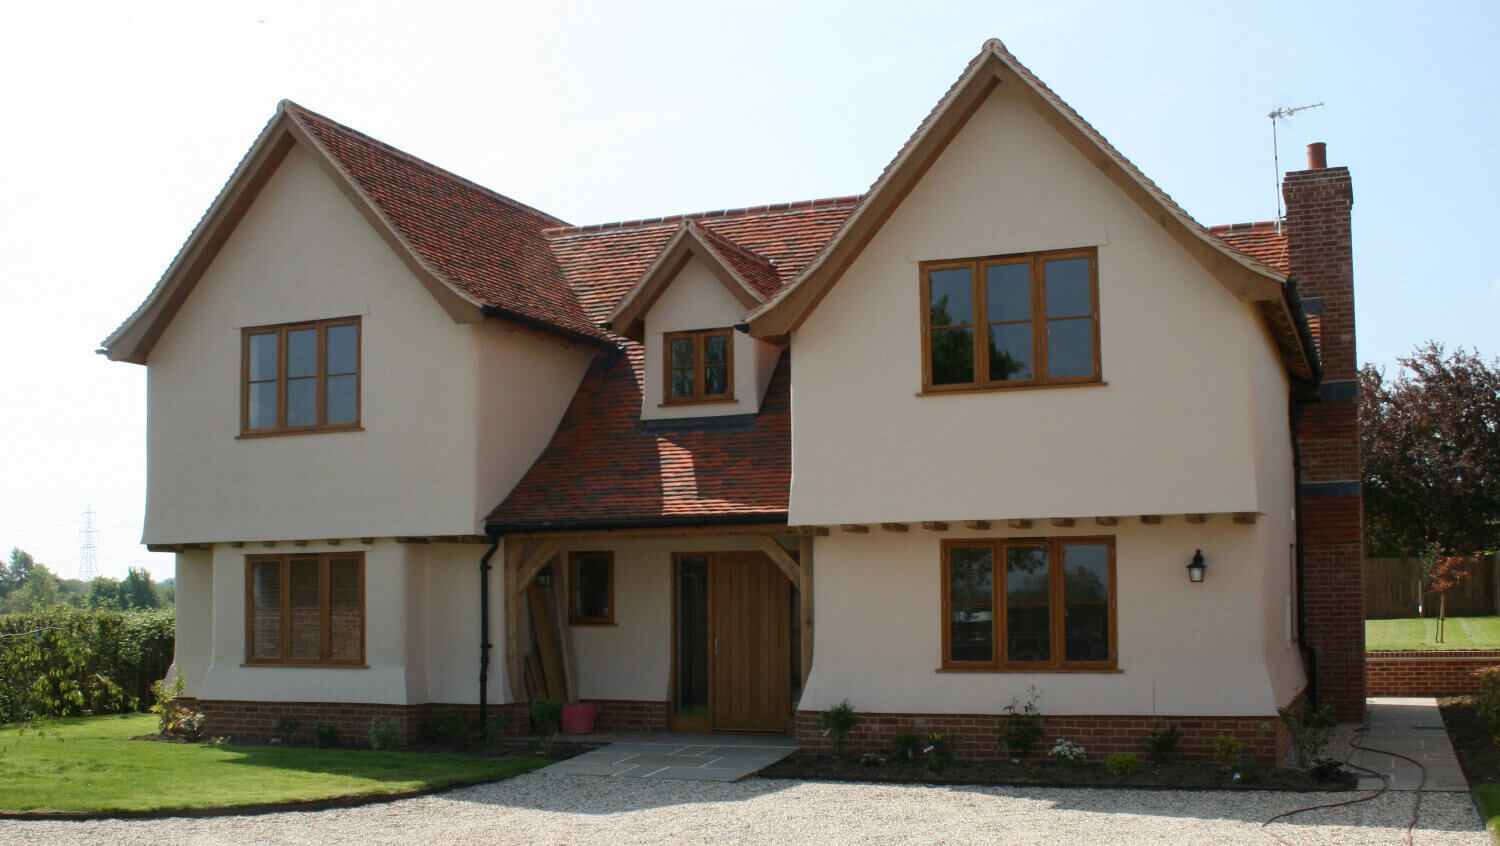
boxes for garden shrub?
[1213,734,1245,769]
[819,699,860,756]
[314,723,342,749]
[1477,666,1500,743]
[0,606,173,723]
[890,732,923,760]
[1277,700,1334,770]
[369,717,400,751]
[1104,752,1139,777]
[1000,686,1045,758]
[530,697,563,755]
[1145,724,1182,764]
[1048,738,1086,767]
[429,711,477,746]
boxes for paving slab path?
[542,731,798,781]
[2,772,1485,845]
[1350,697,1470,791]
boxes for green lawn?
[1366,616,1500,651]
[0,713,547,814]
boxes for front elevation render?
[102,40,1364,761]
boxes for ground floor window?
[245,552,364,665]
[941,537,1115,670]
[568,551,614,624]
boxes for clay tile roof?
[1208,221,1290,273]
[487,347,791,529]
[545,199,859,324]
[283,102,617,346]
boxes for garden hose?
[1258,725,1428,846]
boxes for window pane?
[1007,605,1051,662]
[1064,544,1110,602]
[248,381,278,430]
[326,374,358,425]
[329,558,361,661]
[671,369,695,398]
[1044,258,1092,318]
[928,267,973,326]
[988,324,1033,381]
[249,562,281,660]
[948,547,993,603]
[286,377,317,426]
[675,556,709,714]
[286,328,317,378]
[986,263,1031,322]
[930,327,974,385]
[248,332,278,381]
[288,560,321,660]
[704,365,729,396]
[1065,604,1109,662]
[670,338,694,368]
[950,604,993,662]
[1006,546,1051,603]
[326,324,358,375]
[1047,318,1095,378]
[704,334,729,366]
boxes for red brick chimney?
[1285,143,1365,722]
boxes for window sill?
[241,663,369,669]
[658,397,738,408]
[935,666,1122,674]
[237,426,364,440]
[917,380,1106,397]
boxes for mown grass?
[1365,616,1500,651]
[0,713,547,814]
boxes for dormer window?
[663,328,734,404]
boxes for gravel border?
[0,771,1485,845]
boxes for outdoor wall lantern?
[1186,549,1206,583]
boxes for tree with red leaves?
[1422,543,1472,643]
[1359,342,1500,557]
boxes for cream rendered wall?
[641,256,779,420]
[800,521,1290,716]
[197,540,415,703]
[1249,318,1307,706]
[418,542,511,705]
[143,143,589,543]
[172,550,214,695]
[789,84,1267,525]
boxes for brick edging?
[1366,651,1500,696]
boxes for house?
[101,40,1364,762]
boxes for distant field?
[1366,616,1500,651]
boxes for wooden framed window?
[569,551,614,624]
[241,317,361,435]
[941,537,1115,670]
[245,553,365,665]
[921,248,1099,392]
[663,328,734,404]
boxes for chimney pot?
[1307,142,1328,170]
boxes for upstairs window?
[242,317,361,435]
[663,328,734,404]
[921,248,1099,392]
[942,537,1115,670]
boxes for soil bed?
[760,754,1355,791]
[1439,696,1498,783]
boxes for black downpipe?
[478,533,501,741]
[1291,392,1318,709]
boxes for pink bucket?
[560,702,598,735]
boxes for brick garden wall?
[1366,651,1500,697]
[793,710,1286,765]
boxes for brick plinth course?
[794,711,1286,765]
[1366,651,1500,697]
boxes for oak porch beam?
[753,536,802,585]
[798,535,815,690]
[514,539,563,594]
[503,540,527,701]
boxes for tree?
[1,564,62,613]
[1422,543,1472,642]
[1360,343,1500,556]
[87,577,126,610]
[121,567,161,610]
[0,548,37,596]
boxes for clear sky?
[2,0,1495,580]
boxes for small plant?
[1478,667,1500,743]
[819,699,860,756]
[274,716,302,744]
[859,752,885,767]
[1145,724,1182,764]
[1104,752,1139,777]
[314,723,342,749]
[1277,700,1335,770]
[922,729,955,760]
[531,697,564,755]
[177,709,207,742]
[924,752,951,773]
[890,732,923,760]
[1213,733,1245,769]
[148,668,187,735]
[369,716,400,751]
[1048,738,1086,768]
[1309,757,1346,783]
[1000,686,1045,758]
[429,711,477,746]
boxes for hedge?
[0,606,174,723]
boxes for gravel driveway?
[0,772,1485,845]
